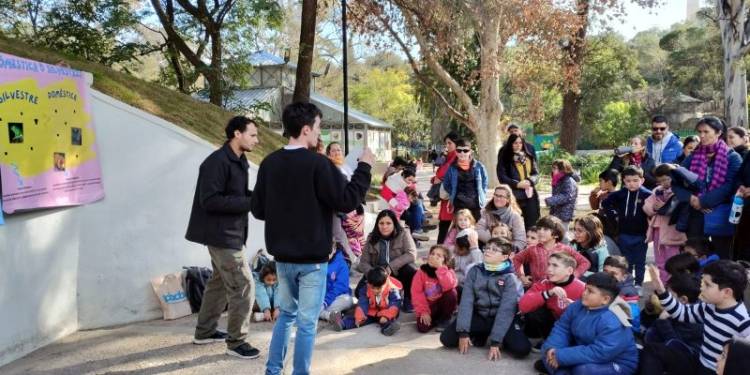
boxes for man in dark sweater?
[185,116,260,359]
[251,102,373,375]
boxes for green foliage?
[538,149,612,185]
[629,28,669,86]
[592,101,648,148]
[659,19,722,100]
[349,68,431,145]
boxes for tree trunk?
[293,0,317,103]
[559,0,589,153]
[208,31,223,106]
[719,0,749,128]
[476,13,502,185]
[560,90,581,152]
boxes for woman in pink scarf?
[682,117,742,259]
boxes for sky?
[600,0,694,40]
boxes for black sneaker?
[330,311,344,332]
[401,299,414,313]
[531,340,544,353]
[434,319,451,332]
[226,343,261,359]
[534,359,549,374]
[192,330,228,345]
[381,321,401,336]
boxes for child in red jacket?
[331,267,402,336]
[519,252,585,348]
[412,245,459,333]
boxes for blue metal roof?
[249,51,287,66]
[311,92,392,129]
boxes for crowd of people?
[187,105,750,375]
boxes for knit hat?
[586,272,620,299]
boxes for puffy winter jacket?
[325,249,351,307]
[542,300,639,374]
[545,173,579,222]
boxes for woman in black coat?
[497,134,540,230]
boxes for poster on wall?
[0,53,104,214]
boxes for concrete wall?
[0,85,265,366]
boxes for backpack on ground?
[184,266,213,313]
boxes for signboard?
[0,53,104,214]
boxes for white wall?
[0,85,266,365]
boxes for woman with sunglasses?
[440,139,489,224]
[497,133,541,230]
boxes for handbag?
[426,182,441,205]
[703,203,735,237]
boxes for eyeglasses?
[652,127,667,132]
[493,194,509,199]
[485,245,503,253]
[456,148,471,153]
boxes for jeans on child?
[265,262,328,375]
[405,200,425,232]
[617,234,647,285]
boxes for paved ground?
[1,164,642,375]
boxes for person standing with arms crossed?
[185,116,261,359]
[251,102,374,375]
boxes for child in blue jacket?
[320,245,354,322]
[538,272,638,375]
[253,262,280,321]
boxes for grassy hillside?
[0,37,285,164]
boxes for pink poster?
[0,53,104,214]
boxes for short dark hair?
[225,116,256,141]
[604,255,628,272]
[401,168,416,179]
[683,237,711,257]
[653,163,677,178]
[683,135,699,147]
[621,165,644,179]
[282,102,323,138]
[366,267,389,287]
[391,156,409,168]
[729,126,748,138]
[535,216,566,242]
[454,139,471,148]
[506,123,520,131]
[599,169,619,187]
[486,237,513,255]
[651,115,668,124]
[665,252,700,276]
[260,261,277,280]
[527,226,538,233]
[444,131,460,143]
[667,274,701,303]
[586,272,620,301]
[702,260,748,300]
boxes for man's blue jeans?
[265,262,328,375]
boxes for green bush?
[538,149,611,185]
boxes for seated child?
[452,229,483,288]
[491,222,513,242]
[603,256,641,333]
[513,216,591,288]
[682,237,720,270]
[381,171,411,220]
[538,272,639,375]
[412,245,458,333]
[571,214,610,275]
[649,261,750,373]
[320,244,354,322]
[589,169,619,210]
[526,226,539,248]
[440,237,531,360]
[253,262,280,322]
[664,252,701,277]
[518,252,585,347]
[444,209,477,252]
[639,273,703,375]
[331,267,402,336]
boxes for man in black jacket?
[185,116,260,359]
[251,102,373,375]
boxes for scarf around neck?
[491,206,513,224]
[630,152,643,167]
[551,171,565,187]
[690,140,730,193]
[484,260,511,273]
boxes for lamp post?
[342,0,349,154]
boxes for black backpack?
[184,266,213,313]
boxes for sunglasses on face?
[652,127,667,131]
[456,148,471,153]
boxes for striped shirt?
[659,291,750,370]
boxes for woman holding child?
[681,116,742,259]
[357,209,418,311]
[476,185,527,251]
